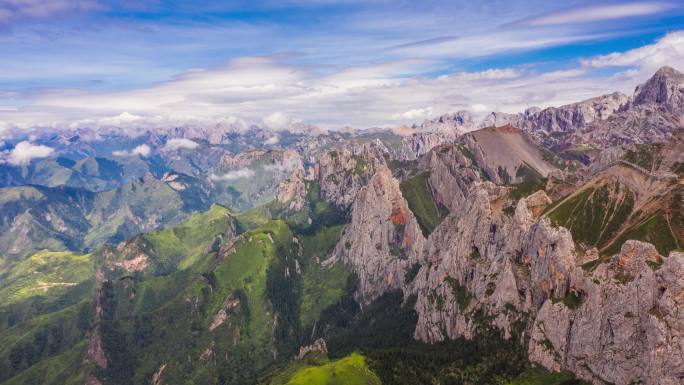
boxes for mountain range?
[0,66,682,385]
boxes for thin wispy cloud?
[523,2,675,26]
[0,0,103,26]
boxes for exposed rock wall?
[333,153,684,385]
[316,142,386,211]
[329,165,426,305]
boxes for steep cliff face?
[415,111,475,136]
[331,136,684,385]
[274,150,307,211]
[330,165,426,305]
[529,241,684,385]
[544,69,683,148]
[315,142,386,211]
[399,131,453,160]
[632,66,684,114]
[523,92,629,134]
[395,111,475,161]
[417,143,480,212]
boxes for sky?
[0,0,684,133]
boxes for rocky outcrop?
[480,93,628,139]
[331,138,684,384]
[529,242,684,385]
[399,131,454,161]
[468,67,683,149]
[296,338,328,360]
[329,165,426,305]
[418,143,480,212]
[396,111,475,160]
[208,294,242,332]
[275,151,307,211]
[315,142,385,211]
[481,111,525,128]
[526,92,629,133]
[538,68,682,148]
[416,111,475,136]
[632,66,684,114]
[216,150,267,170]
[150,363,167,385]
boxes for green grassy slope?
[90,219,296,385]
[546,181,635,249]
[298,225,350,328]
[602,210,680,257]
[262,353,381,385]
[0,249,95,384]
[400,172,447,236]
[547,180,682,256]
[0,251,93,305]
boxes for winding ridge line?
[588,160,677,181]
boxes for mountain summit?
[633,66,684,113]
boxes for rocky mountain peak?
[416,110,475,135]
[633,66,684,113]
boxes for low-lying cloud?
[209,168,255,181]
[112,144,151,157]
[6,141,54,165]
[264,135,280,145]
[165,138,199,151]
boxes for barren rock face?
[296,338,328,360]
[316,141,385,211]
[332,151,684,385]
[400,132,453,160]
[331,165,426,305]
[530,243,684,385]
[395,111,475,160]
[275,151,307,211]
[633,66,684,114]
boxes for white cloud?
[581,31,684,77]
[165,138,199,151]
[209,168,255,181]
[112,144,151,157]
[1,31,683,131]
[263,112,295,130]
[396,107,433,120]
[524,2,674,26]
[470,104,488,113]
[264,136,280,145]
[6,141,54,165]
[132,144,151,157]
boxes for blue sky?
[0,0,683,131]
